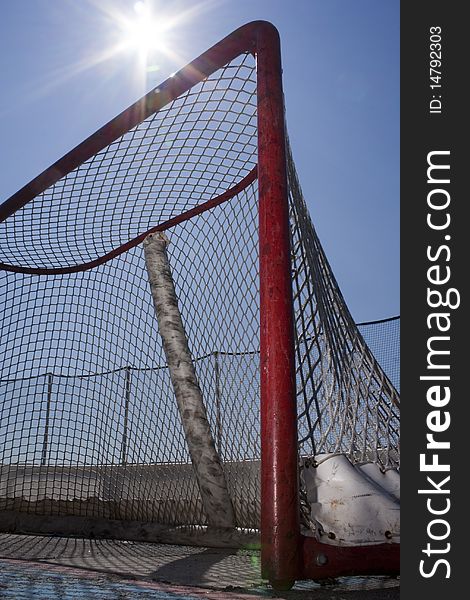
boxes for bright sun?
[29,0,216,98]
[123,1,169,57]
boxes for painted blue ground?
[0,561,199,599]
[0,559,400,600]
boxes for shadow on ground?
[0,534,399,599]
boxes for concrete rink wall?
[0,461,261,545]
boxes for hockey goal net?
[0,21,399,586]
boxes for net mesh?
[0,51,399,534]
[357,317,399,393]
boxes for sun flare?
[26,0,219,101]
[122,1,169,57]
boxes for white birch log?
[143,232,236,528]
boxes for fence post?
[214,351,222,455]
[121,366,131,465]
[41,373,53,466]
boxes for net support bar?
[143,232,236,529]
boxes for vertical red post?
[256,22,300,589]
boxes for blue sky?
[0,0,399,322]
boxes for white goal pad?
[301,454,400,546]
